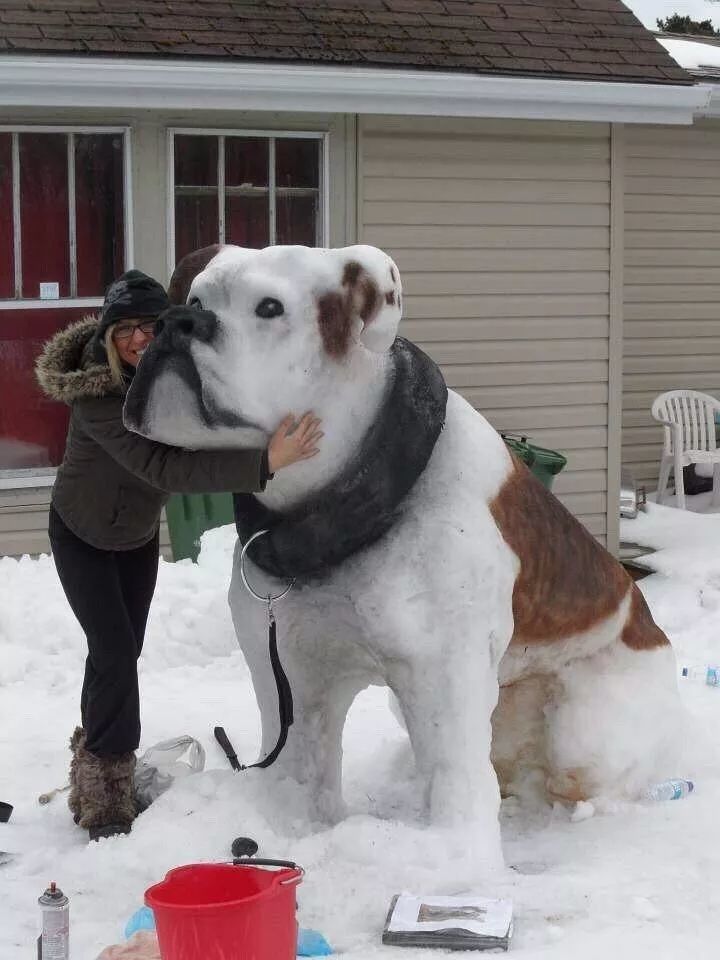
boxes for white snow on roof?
[658,35,720,71]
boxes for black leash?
[214,596,294,772]
[248,601,294,770]
[213,726,241,771]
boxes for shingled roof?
[0,0,691,85]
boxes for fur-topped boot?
[68,726,85,824]
[72,735,137,841]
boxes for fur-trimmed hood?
[36,317,117,403]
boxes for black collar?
[233,337,448,581]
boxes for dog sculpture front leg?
[388,635,508,872]
[277,670,365,824]
[230,559,374,823]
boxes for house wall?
[358,116,616,544]
[2,108,636,557]
[622,119,720,493]
[0,107,355,557]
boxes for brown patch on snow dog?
[318,260,387,359]
[621,584,669,651]
[317,289,355,359]
[490,457,669,649]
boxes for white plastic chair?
[651,389,720,509]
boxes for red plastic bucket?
[145,861,303,960]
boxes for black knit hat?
[92,270,170,362]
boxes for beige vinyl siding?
[623,120,720,491]
[0,487,55,558]
[359,116,612,540]
[0,487,172,559]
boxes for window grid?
[0,125,130,303]
[68,132,77,298]
[268,136,277,246]
[11,132,21,298]
[169,128,328,275]
[218,133,226,246]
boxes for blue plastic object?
[124,906,156,939]
[298,928,333,956]
[123,907,332,955]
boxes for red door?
[0,130,126,476]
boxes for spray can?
[37,882,69,960]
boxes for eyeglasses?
[113,319,156,341]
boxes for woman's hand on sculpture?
[268,413,323,473]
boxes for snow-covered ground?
[2,507,720,959]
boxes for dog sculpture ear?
[167,244,223,305]
[321,245,402,356]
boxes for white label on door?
[39,282,60,300]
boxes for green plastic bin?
[501,433,567,490]
[165,493,235,562]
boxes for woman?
[36,269,322,841]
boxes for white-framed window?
[0,125,132,484]
[0,126,132,306]
[168,129,329,275]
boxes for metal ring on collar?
[239,529,295,603]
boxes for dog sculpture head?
[123,244,402,449]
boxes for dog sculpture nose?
[155,305,218,347]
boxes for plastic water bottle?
[643,779,694,801]
[681,666,702,681]
[681,666,720,686]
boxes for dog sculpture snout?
[154,304,219,349]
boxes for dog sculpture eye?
[188,297,202,310]
[255,297,284,319]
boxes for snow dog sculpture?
[124,244,681,869]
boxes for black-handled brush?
[214,726,241,771]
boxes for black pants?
[49,506,159,757]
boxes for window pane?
[75,134,125,297]
[20,133,70,299]
[0,133,13,299]
[0,307,80,471]
[174,135,218,263]
[226,137,268,187]
[175,196,219,264]
[276,195,318,247]
[226,196,269,249]
[225,138,268,249]
[276,138,320,188]
[175,135,217,187]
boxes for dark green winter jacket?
[36,317,269,551]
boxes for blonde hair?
[104,323,126,387]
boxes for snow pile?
[657,35,720,71]
[622,501,720,675]
[3,516,720,958]
[0,527,237,688]
[622,498,720,579]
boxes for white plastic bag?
[134,736,205,810]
